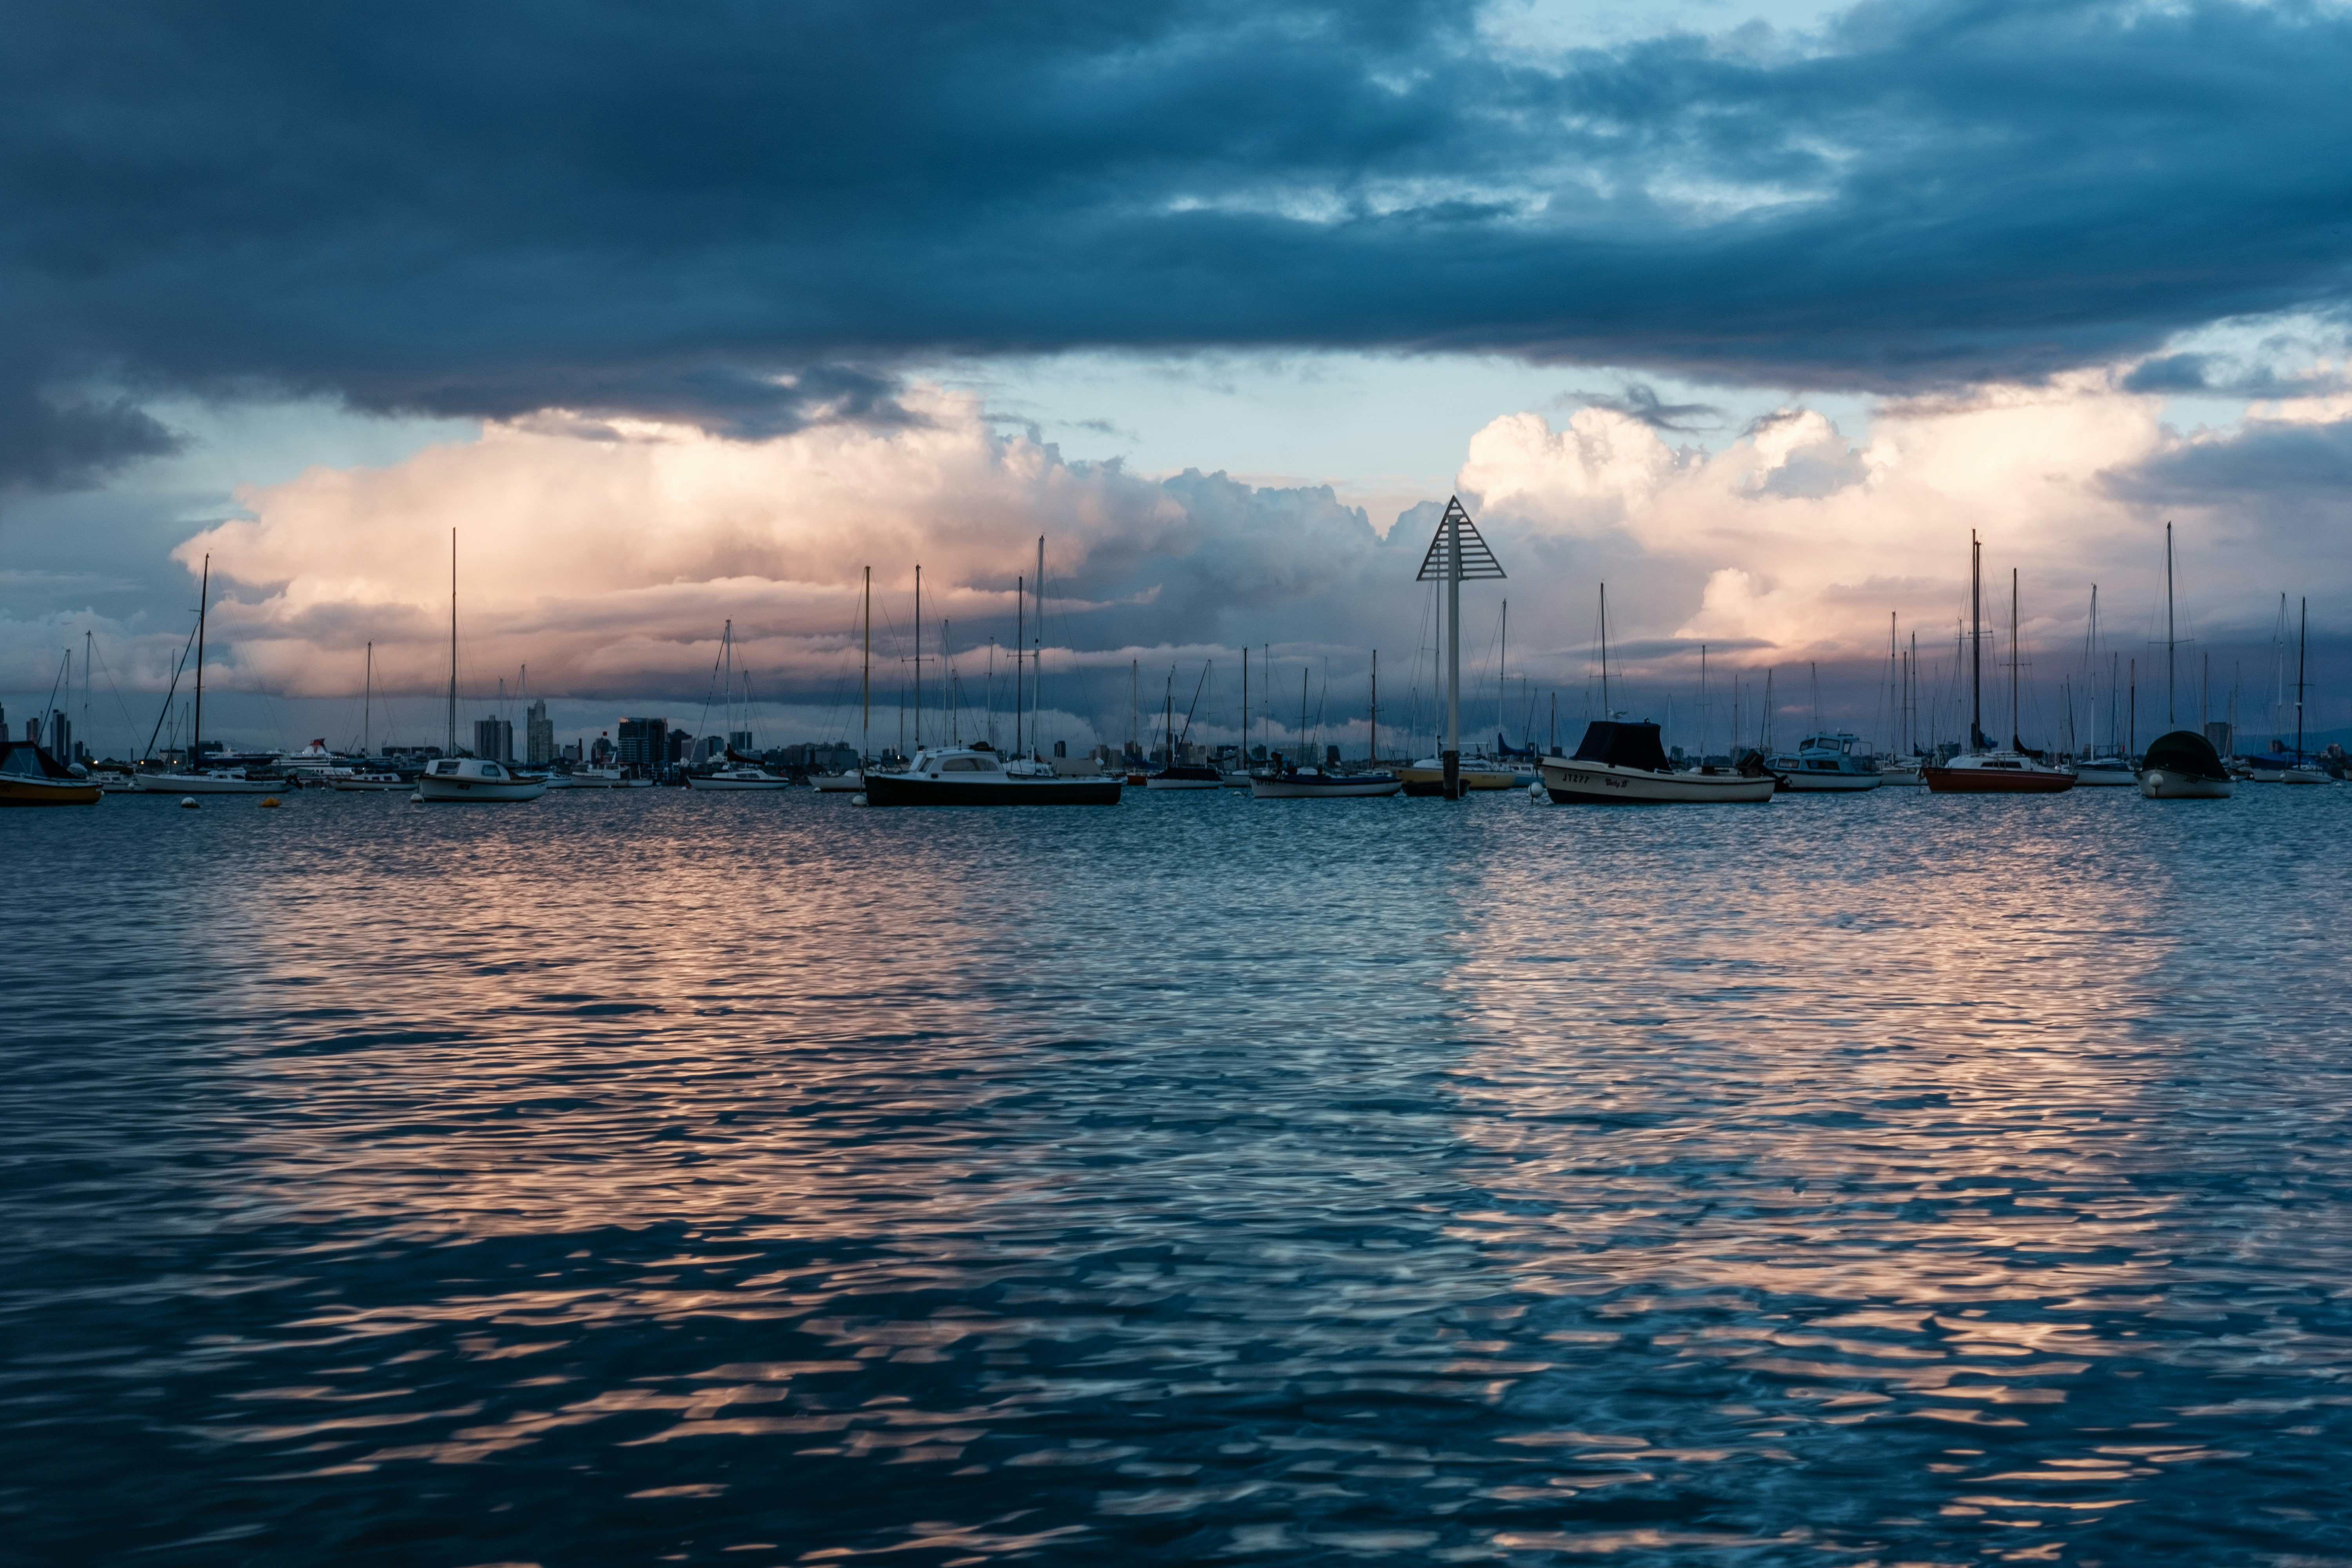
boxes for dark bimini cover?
[0,742,77,780]
[2141,729,2229,781]
[1570,721,1671,772]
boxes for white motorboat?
[1250,766,1403,799]
[279,740,347,775]
[1874,757,1926,786]
[561,767,631,788]
[327,769,407,791]
[135,769,276,795]
[1539,720,1776,804]
[1764,732,1884,792]
[413,757,547,802]
[858,744,1121,806]
[2072,755,2138,786]
[809,768,865,792]
[2138,730,2235,799]
[686,765,789,790]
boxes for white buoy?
[1527,782,1545,800]
[179,797,199,809]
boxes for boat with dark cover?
[2139,730,2235,799]
[1539,720,1775,804]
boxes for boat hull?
[1922,766,2075,794]
[1874,768,1925,787]
[1776,769,1884,792]
[2140,769,2233,799]
[0,775,103,806]
[1538,759,1775,804]
[1250,775,1403,798]
[808,771,864,792]
[860,773,1121,806]
[685,774,791,790]
[414,777,548,802]
[1396,765,1519,795]
[2071,764,2139,787]
[135,772,277,795]
[1144,777,1221,790]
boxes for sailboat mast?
[722,619,733,751]
[1014,575,1024,757]
[1370,649,1379,762]
[192,555,209,764]
[1498,599,1507,748]
[2165,521,2176,726]
[2011,568,2020,751]
[1241,648,1248,766]
[446,529,457,756]
[862,566,871,764]
[364,641,372,756]
[1965,531,1981,750]
[1033,536,1044,759]
[2297,596,2308,761]
[914,566,922,753]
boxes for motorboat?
[413,757,548,802]
[2138,730,2235,799]
[808,768,865,792]
[1922,751,2076,793]
[1873,757,1925,786]
[2245,751,2329,785]
[279,740,347,775]
[858,744,1121,806]
[1218,768,1255,788]
[1538,720,1776,804]
[1250,766,1403,799]
[2072,755,2138,786]
[561,767,637,788]
[0,742,102,806]
[327,768,407,791]
[686,764,790,790]
[1764,732,1884,792]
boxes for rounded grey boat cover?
[1571,721,1671,772]
[2141,729,2228,781]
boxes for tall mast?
[364,641,372,756]
[1909,631,1918,755]
[2011,567,2021,751]
[1165,667,1174,762]
[1300,665,1309,759]
[1699,643,1708,759]
[1598,583,1610,716]
[861,566,871,764]
[1241,647,1248,766]
[1014,574,1024,757]
[722,619,733,750]
[2165,522,2176,726]
[1370,649,1379,762]
[1968,531,1983,751]
[446,528,457,756]
[193,554,209,764]
[1498,599,1507,749]
[913,565,922,753]
[1033,536,1044,759]
[2297,596,2308,762]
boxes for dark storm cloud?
[7,0,2352,486]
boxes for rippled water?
[6,782,2351,1566]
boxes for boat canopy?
[1571,720,1670,772]
[0,742,76,780]
[2142,729,2229,782]
[2245,751,2306,770]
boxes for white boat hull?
[2140,769,2234,799]
[2071,764,2139,787]
[1250,775,1403,798]
[1874,766,1925,787]
[1539,758,1775,804]
[809,771,865,792]
[2249,768,2330,784]
[136,772,277,795]
[686,773,790,790]
[1777,769,1884,792]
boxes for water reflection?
[4,785,2350,1563]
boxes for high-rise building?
[472,717,513,762]
[47,713,71,760]
[617,717,667,769]
[727,729,753,754]
[525,699,554,765]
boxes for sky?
[4,0,2351,757]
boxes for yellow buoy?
[260,796,283,808]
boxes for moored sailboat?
[1922,536,2074,795]
[2138,730,2234,799]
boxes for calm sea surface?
[6,782,2351,1566]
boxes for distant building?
[590,733,614,765]
[47,713,70,760]
[472,717,513,763]
[727,729,753,754]
[617,717,667,769]
[689,735,725,766]
[666,728,693,764]
[2204,719,2234,757]
[525,699,554,765]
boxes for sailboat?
[811,568,871,791]
[1252,652,1402,797]
[1922,536,2074,793]
[687,620,788,789]
[135,555,277,795]
[414,530,545,803]
[1147,662,1222,788]
[2246,597,2330,783]
[1539,584,1775,804]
